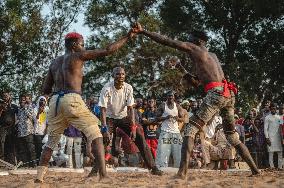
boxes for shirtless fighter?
[132,23,259,179]
[34,29,136,183]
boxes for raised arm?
[80,30,135,61]
[133,23,197,53]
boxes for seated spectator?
[42,134,68,167]
[211,125,237,169]
[190,133,203,169]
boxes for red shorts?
[146,139,158,159]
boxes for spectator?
[279,104,284,145]
[212,125,237,169]
[264,104,283,170]
[64,125,83,168]
[42,134,68,167]
[134,98,144,124]
[235,108,244,125]
[33,96,48,163]
[179,100,190,132]
[235,114,245,143]
[155,91,183,168]
[0,91,18,164]
[261,101,271,120]
[98,67,162,175]
[203,114,222,167]
[142,97,159,159]
[243,116,255,153]
[191,133,203,168]
[16,94,37,167]
[252,117,267,168]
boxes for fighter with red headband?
[35,28,136,183]
[132,23,259,179]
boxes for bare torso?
[189,47,224,85]
[141,30,225,86]
[49,54,84,93]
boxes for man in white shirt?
[99,67,162,175]
[264,103,283,170]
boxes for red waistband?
[204,79,238,97]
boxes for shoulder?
[101,81,113,91]
[124,82,133,90]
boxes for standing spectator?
[252,117,267,168]
[235,115,245,143]
[134,98,144,124]
[235,108,244,125]
[142,97,159,159]
[98,67,162,175]
[264,104,283,170]
[261,101,271,120]
[155,91,183,168]
[279,104,284,145]
[179,100,190,132]
[16,94,37,167]
[0,91,18,164]
[33,96,48,163]
[243,116,255,153]
[64,125,83,168]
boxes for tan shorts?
[46,93,102,150]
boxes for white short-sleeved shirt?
[98,81,135,119]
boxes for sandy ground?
[0,169,283,188]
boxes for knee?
[225,132,241,146]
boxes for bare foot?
[99,176,113,184]
[87,169,98,177]
[172,173,186,180]
[34,179,43,183]
[248,170,261,177]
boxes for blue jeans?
[156,130,182,168]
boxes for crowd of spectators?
[0,90,283,171]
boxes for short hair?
[112,67,125,76]
[191,30,209,42]
[64,32,83,49]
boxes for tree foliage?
[0,0,283,111]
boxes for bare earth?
[0,170,283,188]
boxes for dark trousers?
[33,135,44,161]
[17,134,36,167]
[110,117,156,169]
[0,127,17,164]
[0,127,8,160]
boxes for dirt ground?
[0,169,283,188]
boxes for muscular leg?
[177,118,203,179]
[222,107,259,175]
[34,146,53,183]
[88,137,108,181]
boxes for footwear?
[151,167,163,176]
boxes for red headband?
[65,32,83,40]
